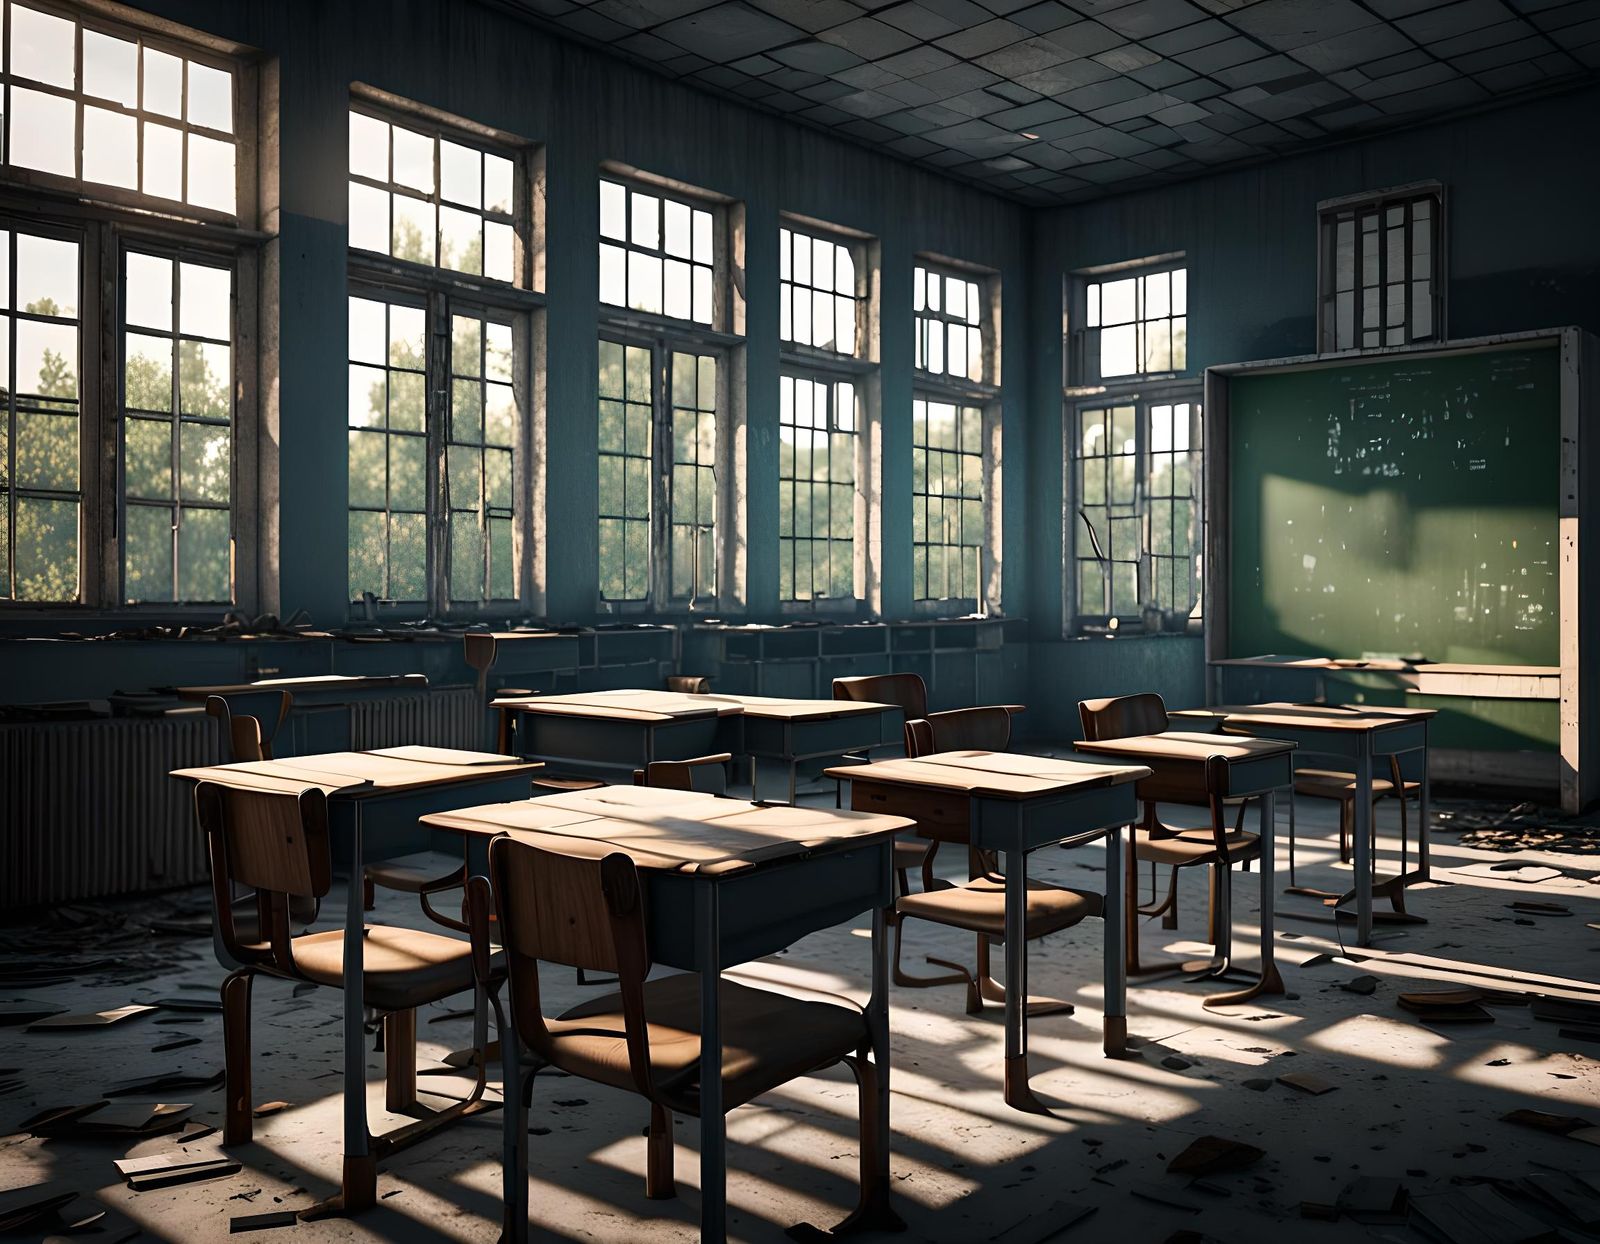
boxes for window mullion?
[428,288,449,614]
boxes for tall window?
[1,3,254,611]
[1071,399,1202,625]
[778,219,872,608]
[596,170,731,610]
[912,398,983,603]
[2,226,81,601]
[1076,265,1187,382]
[595,338,721,605]
[599,178,713,326]
[346,98,534,616]
[4,2,238,216]
[780,374,857,603]
[348,107,518,282]
[122,250,234,603]
[913,257,996,609]
[1318,184,1443,352]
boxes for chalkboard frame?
[1203,328,1595,812]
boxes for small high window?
[1318,184,1443,352]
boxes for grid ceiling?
[501,0,1600,203]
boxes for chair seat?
[292,925,489,1011]
[531,776,607,793]
[1136,828,1258,866]
[366,851,465,893]
[896,876,1101,939]
[546,973,865,1113]
[1294,769,1417,800]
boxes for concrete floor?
[4,779,1599,1243]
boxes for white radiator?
[0,716,222,907]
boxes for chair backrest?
[833,673,927,722]
[206,695,270,762]
[481,836,654,1093]
[905,705,1013,757]
[1078,692,1169,742]
[665,675,711,694]
[194,780,331,966]
[642,752,731,795]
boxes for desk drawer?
[849,781,970,842]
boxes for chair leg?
[1158,866,1181,930]
[384,1009,418,1113]
[976,935,1073,1017]
[646,1103,675,1199]
[829,1051,903,1234]
[363,875,376,912]
[221,969,253,1146]
[1288,793,1298,886]
[1339,799,1352,864]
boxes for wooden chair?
[634,752,733,794]
[895,705,1100,1016]
[1077,693,1261,974]
[1292,757,1419,870]
[195,780,497,1210]
[466,838,888,1242]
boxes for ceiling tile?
[934,16,1029,54]
[769,39,864,72]
[1098,0,1212,39]
[817,15,922,57]
[974,36,1073,74]
[1396,0,1514,42]
[655,3,807,60]
[877,1,964,38]
[748,0,865,31]
[1225,0,1380,49]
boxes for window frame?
[1064,380,1204,636]
[344,277,537,622]
[344,93,542,623]
[777,364,868,613]
[346,94,536,294]
[598,170,726,334]
[1067,253,1188,387]
[0,0,262,619]
[0,0,256,228]
[914,257,997,391]
[595,327,731,615]
[1316,181,1445,354]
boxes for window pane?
[125,331,171,411]
[19,320,80,401]
[187,134,237,213]
[83,107,138,189]
[630,192,659,249]
[18,233,80,319]
[188,62,233,133]
[178,506,230,600]
[440,140,482,208]
[142,122,184,201]
[392,195,435,264]
[180,263,231,338]
[13,5,75,89]
[440,206,482,274]
[180,341,230,417]
[391,125,434,194]
[349,112,389,182]
[125,417,172,499]
[600,180,627,241]
[11,88,75,177]
[124,505,173,602]
[84,30,137,106]
[485,154,514,215]
[349,182,390,253]
[143,47,182,117]
[1100,277,1136,325]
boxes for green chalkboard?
[1226,342,1560,667]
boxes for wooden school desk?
[1069,731,1296,1006]
[423,783,912,1244]
[171,747,540,1213]
[824,750,1149,1111]
[490,689,899,797]
[1171,703,1434,947]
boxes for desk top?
[491,689,734,722]
[171,746,539,796]
[1211,654,1559,677]
[175,673,428,701]
[423,790,911,875]
[1170,702,1437,733]
[1073,731,1297,764]
[825,749,1149,800]
[491,688,895,723]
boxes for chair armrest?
[464,875,495,985]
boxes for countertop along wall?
[1022,82,1600,741]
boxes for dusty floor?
[4,773,1599,1243]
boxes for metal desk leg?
[696,880,726,1244]
[502,1009,528,1242]
[835,893,904,1235]
[303,802,375,1219]
[1206,790,1286,1007]
[1418,726,1431,882]
[1002,840,1047,1113]
[1102,824,1128,1057]
[1353,751,1374,946]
